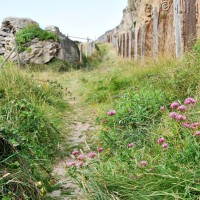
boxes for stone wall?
[0,17,80,65]
[98,0,200,59]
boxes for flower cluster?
[167,98,200,137]
[67,147,104,168]
[183,122,200,129]
[107,110,116,116]
[157,137,168,149]
[168,98,194,122]
[128,143,134,148]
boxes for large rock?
[46,26,80,63]
[18,40,59,64]
[0,17,80,65]
[1,17,38,34]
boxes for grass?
[66,42,200,200]
[0,60,67,199]
[16,24,59,53]
[1,39,200,199]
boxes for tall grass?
[71,42,200,200]
[0,64,67,199]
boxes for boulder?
[1,17,38,34]
[0,17,80,65]
[45,26,80,63]
[19,41,59,64]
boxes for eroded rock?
[0,17,80,65]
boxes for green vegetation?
[16,24,59,52]
[67,43,200,199]
[1,39,200,199]
[0,62,66,199]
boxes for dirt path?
[47,44,119,199]
[47,77,99,200]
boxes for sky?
[0,0,127,41]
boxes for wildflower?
[98,147,104,153]
[170,102,179,109]
[183,122,190,128]
[77,154,86,161]
[69,162,76,167]
[169,112,177,119]
[107,110,116,116]
[190,122,199,129]
[157,137,165,144]
[177,105,187,112]
[162,143,168,149]
[71,150,79,156]
[176,115,186,122]
[192,122,199,127]
[140,160,148,166]
[78,161,84,167]
[195,131,200,136]
[128,143,134,148]
[160,106,166,111]
[184,98,196,105]
[89,152,97,158]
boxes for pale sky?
[0,0,127,41]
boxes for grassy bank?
[68,43,200,199]
[0,59,67,199]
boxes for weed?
[16,24,59,53]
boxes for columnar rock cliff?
[0,17,80,65]
[98,0,200,58]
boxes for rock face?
[98,0,200,58]
[0,17,80,65]
[19,39,60,64]
[46,26,80,64]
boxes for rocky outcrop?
[17,39,59,64]
[46,26,80,64]
[98,0,200,58]
[0,17,80,65]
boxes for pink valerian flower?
[98,147,104,153]
[177,105,187,112]
[162,143,169,149]
[71,150,79,156]
[160,106,166,111]
[69,162,76,167]
[78,161,84,167]
[176,115,186,122]
[140,160,148,166]
[107,110,116,116]
[170,102,180,109]
[128,143,134,148]
[157,137,165,144]
[190,122,200,129]
[89,152,97,158]
[169,112,178,119]
[184,98,196,105]
[183,122,190,128]
[195,131,200,136]
[77,154,86,161]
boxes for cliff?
[98,0,200,58]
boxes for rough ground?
[46,75,99,199]
[47,44,119,199]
